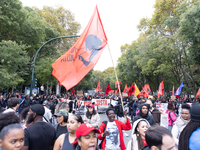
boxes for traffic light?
[33,78,37,87]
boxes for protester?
[83,104,100,128]
[179,103,200,150]
[69,97,78,113]
[172,103,190,149]
[54,109,69,139]
[133,103,156,126]
[22,104,56,150]
[19,95,31,111]
[20,107,33,129]
[53,114,84,150]
[98,107,132,150]
[132,98,138,117]
[166,101,177,131]
[3,97,20,114]
[142,126,176,150]
[127,118,150,150]
[72,123,100,150]
[0,112,24,150]
[43,100,52,123]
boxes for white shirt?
[105,122,120,150]
[43,106,52,123]
[3,108,15,114]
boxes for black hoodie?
[132,103,156,126]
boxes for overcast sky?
[20,0,156,71]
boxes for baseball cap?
[87,104,94,108]
[71,123,100,144]
[54,109,68,117]
[31,104,45,116]
[42,100,49,106]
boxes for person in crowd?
[19,95,31,111]
[83,104,100,128]
[22,104,56,150]
[43,100,52,123]
[132,98,138,117]
[71,123,100,150]
[3,97,20,114]
[98,107,132,150]
[0,112,24,150]
[133,103,156,126]
[40,84,44,95]
[127,118,150,150]
[0,98,5,113]
[166,101,177,131]
[146,100,161,125]
[179,103,200,150]
[20,107,33,129]
[171,103,190,149]
[54,109,69,139]
[53,114,84,150]
[141,126,176,150]
[69,97,78,113]
[0,95,6,108]
[92,102,98,112]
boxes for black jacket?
[133,103,156,126]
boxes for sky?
[20,0,156,71]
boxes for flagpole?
[107,43,126,117]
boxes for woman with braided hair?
[179,103,200,150]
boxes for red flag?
[51,6,107,90]
[115,89,119,94]
[105,83,112,95]
[196,88,200,98]
[157,81,164,98]
[70,87,75,95]
[172,85,174,96]
[184,94,186,100]
[128,83,135,96]
[115,80,122,88]
[123,84,129,93]
[96,80,102,93]
[138,84,151,98]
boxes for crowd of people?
[0,91,200,150]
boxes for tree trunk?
[50,82,52,95]
[46,79,49,95]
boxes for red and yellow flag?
[123,84,129,93]
[51,6,107,90]
[128,83,135,96]
[157,81,164,98]
[105,83,111,95]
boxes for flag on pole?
[196,88,200,98]
[157,81,164,98]
[139,84,151,98]
[175,82,184,95]
[70,87,75,95]
[51,6,107,90]
[123,84,129,93]
[105,83,112,95]
[128,83,135,96]
[96,79,102,93]
[134,83,140,97]
[172,85,174,96]
[115,80,122,88]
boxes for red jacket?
[98,119,132,150]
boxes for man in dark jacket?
[132,103,156,126]
[19,95,31,111]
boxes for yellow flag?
[134,83,140,97]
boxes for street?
[81,113,132,147]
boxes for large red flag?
[196,88,200,98]
[172,85,174,96]
[96,80,102,93]
[138,84,151,98]
[128,83,135,96]
[123,84,129,93]
[157,81,164,98]
[115,80,122,88]
[105,83,111,95]
[51,6,107,90]
[70,87,75,95]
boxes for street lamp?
[30,35,80,96]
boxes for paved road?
[81,113,132,147]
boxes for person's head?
[25,95,29,100]
[7,98,20,110]
[106,108,115,122]
[87,104,95,114]
[67,114,83,134]
[167,102,175,111]
[72,123,100,150]
[55,109,68,125]
[42,100,49,107]
[54,102,69,114]
[27,104,45,124]
[181,103,190,121]
[145,126,175,150]
[134,119,150,138]
[140,103,149,116]
[146,100,153,110]
[0,112,24,150]
[20,107,31,126]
